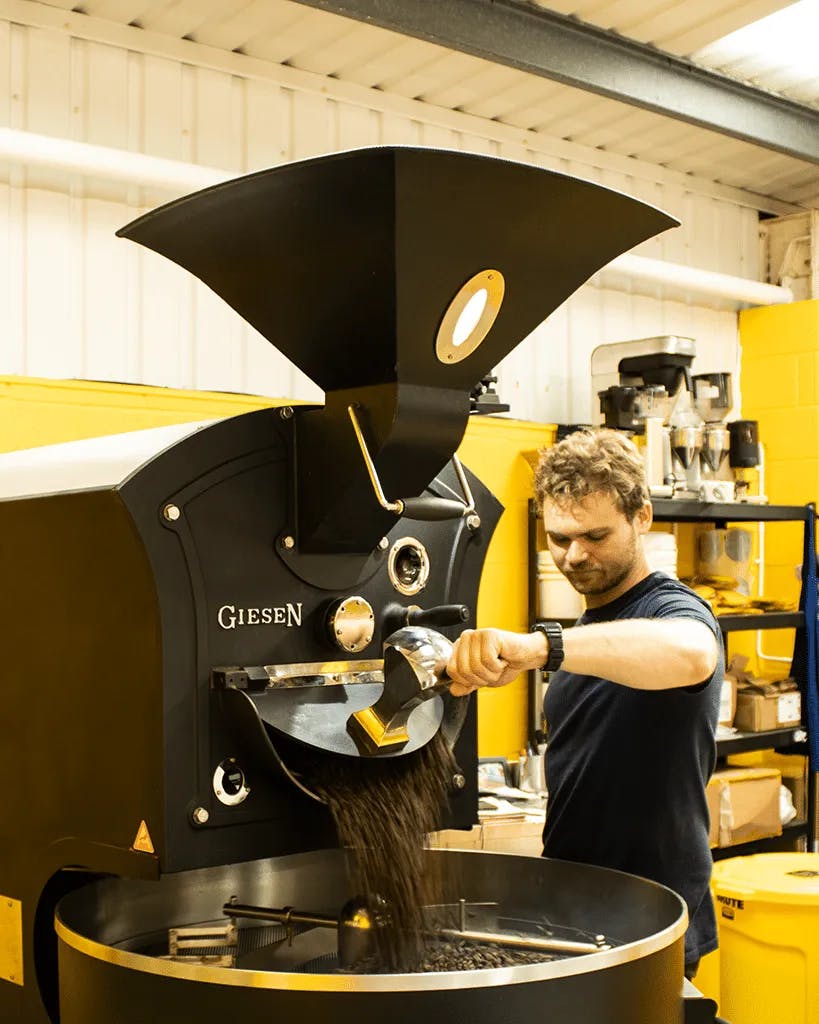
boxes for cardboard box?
[728,751,808,822]
[726,654,801,732]
[719,675,737,727]
[481,820,543,856]
[429,827,484,851]
[706,767,782,848]
[734,683,802,732]
[430,820,543,857]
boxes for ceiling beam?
[291,0,819,166]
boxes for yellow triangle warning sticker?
[132,820,155,854]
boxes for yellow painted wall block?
[763,561,802,600]
[740,299,819,357]
[738,353,800,410]
[756,518,807,569]
[762,459,819,509]
[754,408,819,463]
[797,352,819,406]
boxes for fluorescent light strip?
[0,126,229,193]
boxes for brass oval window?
[435,269,505,365]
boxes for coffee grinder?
[592,336,698,498]
[693,372,734,502]
[592,339,762,502]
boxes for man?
[446,428,723,976]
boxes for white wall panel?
[0,19,758,423]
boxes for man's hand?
[446,628,548,696]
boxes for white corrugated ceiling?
[20,0,819,209]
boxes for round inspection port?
[435,269,505,365]
[388,537,430,597]
[212,759,250,807]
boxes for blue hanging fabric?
[790,507,819,770]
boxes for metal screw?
[466,514,481,531]
[279,406,294,419]
[162,503,181,522]
[282,535,295,549]
[192,807,209,825]
[451,773,466,790]
[378,537,390,551]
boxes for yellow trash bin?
[711,853,819,1024]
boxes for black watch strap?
[531,621,565,673]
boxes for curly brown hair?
[534,428,649,520]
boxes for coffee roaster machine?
[0,149,719,1023]
[593,336,762,502]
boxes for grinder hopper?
[118,147,678,556]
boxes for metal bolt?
[466,514,481,531]
[163,503,181,522]
[282,535,295,549]
[378,537,390,551]
[192,807,209,825]
[279,406,294,419]
[451,773,466,790]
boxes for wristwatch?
[531,621,565,673]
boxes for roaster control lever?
[382,602,468,641]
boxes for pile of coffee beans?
[417,940,552,973]
[344,938,552,975]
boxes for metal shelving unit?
[650,500,812,524]
[652,499,817,858]
[716,726,806,758]
[717,612,804,631]
[712,820,810,861]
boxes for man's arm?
[446,619,719,696]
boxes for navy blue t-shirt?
[542,571,723,965]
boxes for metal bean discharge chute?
[0,147,707,1024]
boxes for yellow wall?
[738,299,819,669]
[0,377,277,452]
[457,418,555,759]
[0,376,549,760]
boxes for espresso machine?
[0,149,718,1023]
[592,337,760,502]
